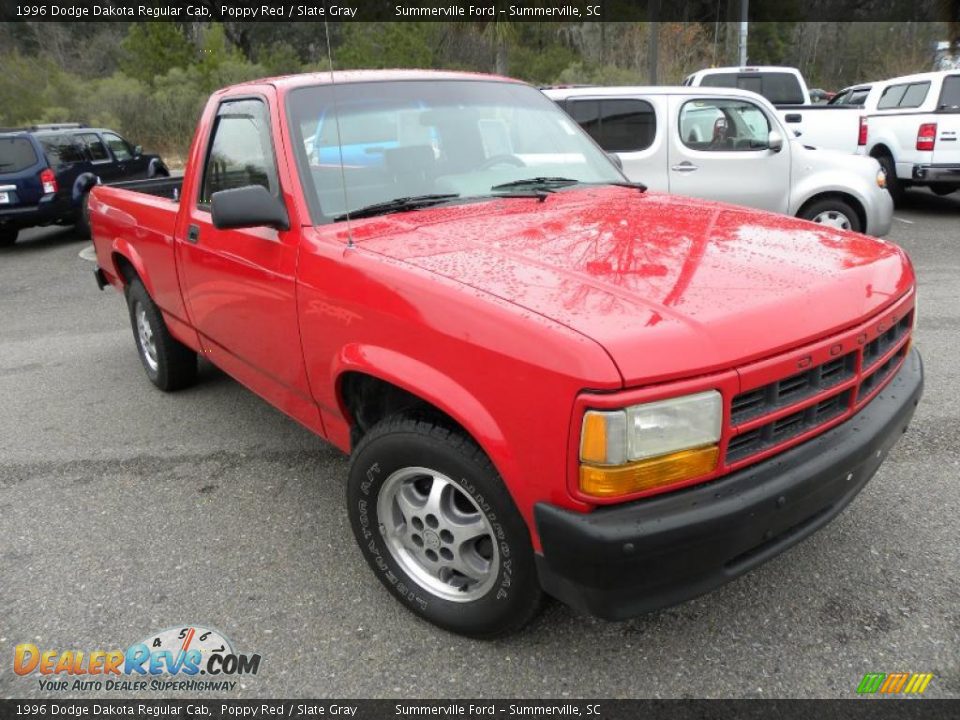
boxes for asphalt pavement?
[1,189,958,699]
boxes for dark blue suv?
[0,124,168,247]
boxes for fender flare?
[331,344,520,490]
[72,173,100,207]
[109,236,156,299]
[147,158,169,178]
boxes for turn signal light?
[916,123,937,152]
[579,445,719,498]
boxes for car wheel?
[75,191,91,239]
[125,278,197,391]
[0,226,18,247]
[876,154,904,206]
[347,414,543,638]
[799,198,862,233]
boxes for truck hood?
[351,187,913,385]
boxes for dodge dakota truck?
[90,70,923,638]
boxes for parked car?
[0,123,168,247]
[856,70,960,203]
[683,66,866,154]
[545,85,892,235]
[90,70,921,637]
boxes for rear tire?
[0,226,18,247]
[931,185,958,197]
[125,278,197,391]
[75,191,91,239]
[799,198,862,233]
[347,414,543,638]
[876,154,904,206]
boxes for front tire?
[347,415,543,638]
[799,197,862,233]
[0,226,18,247]
[125,278,197,391]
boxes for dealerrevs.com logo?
[14,625,261,692]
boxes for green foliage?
[556,62,638,86]
[336,23,437,69]
[119,23,193,85]
[508,42,579,85]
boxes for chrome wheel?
[377,467,499,602]
[135,301,158,372]
[811,209,852,230]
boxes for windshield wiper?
[333,194,459,222]
[490,177,580,192]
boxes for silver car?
[545,85,893,237]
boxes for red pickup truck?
[90,70,923,638]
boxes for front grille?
[730,352,856,425]
[864,311,912,369]
[725,302,913,466]
[726,389,852,462]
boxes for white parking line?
[78,245,97,262]
[893,216,915,224]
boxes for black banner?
[0,0,956,23]
[1,700,958,719]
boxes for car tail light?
[916,123,937,151]
[40,168,58,195]
[858,117,868,146]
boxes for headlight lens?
[877,168,887,188]
[579,391,723,498]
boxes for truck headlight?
[579,390,722,497]
[877,168,887,188]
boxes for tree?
[119,23,193,85]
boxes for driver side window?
[680,99,771,152]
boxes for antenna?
[323,14,354,247]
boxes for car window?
[78,133,110,162]
[0,136,39,173]
[200,99,278,206]
[848,88,871,106]
[102,132,133,162]
[877,84,908,110]
[38,135,86,167]
[827,89,849,105]
[567,99,657,153]
[899,82,931,108]
[699,72,804,105]
[680,98,771,151]
[937,75,960,111]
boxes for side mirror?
[133,145,143,157]
[211,185,290,231]
[767,130,784,152]
[607,152,623,170]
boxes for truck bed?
[89,178,187,321]
[108,174,183,201]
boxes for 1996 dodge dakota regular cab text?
[89,70,924,638]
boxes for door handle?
[671,162,699,173]
[784,113,802,123]
[186,224,200,244]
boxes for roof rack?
[0,123,87,134]
[29,123,86,131]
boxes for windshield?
[286,80,624,221]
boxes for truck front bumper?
[534,348,923,621]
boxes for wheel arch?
[332,347,517,487]
[796,190,867,232]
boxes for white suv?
[858,71,960,203]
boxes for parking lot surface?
[1,190,958,699]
